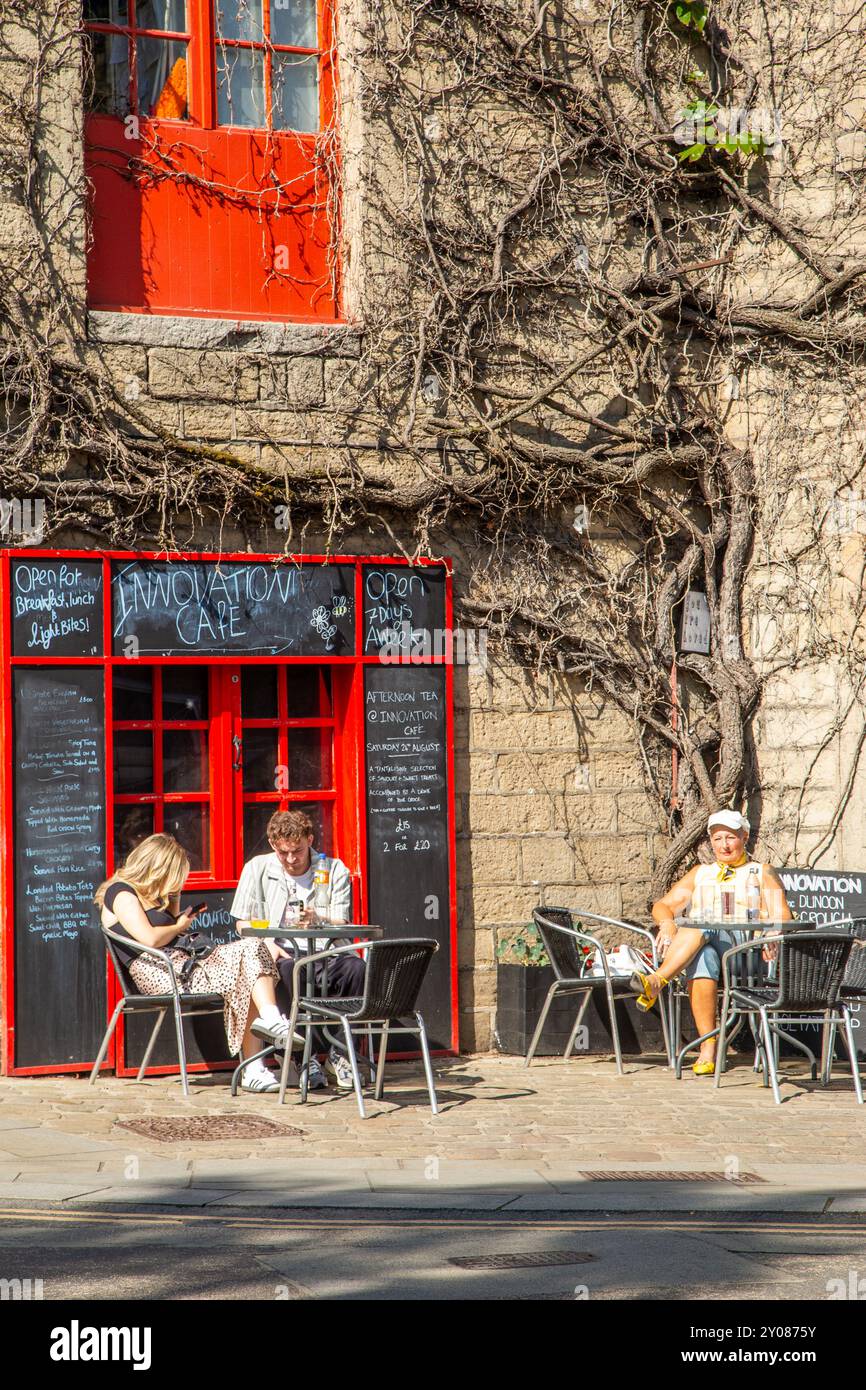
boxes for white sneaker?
[326,1047,356,1091]
[251,1016,305,1048]
[240,1065,280,1093]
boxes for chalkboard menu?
[777,867,866,927]
[112,560,355,656]
[119,891,238,1073]
[778,867,866,1059]
[11,558,103,656]
[363,564,446,657]
[364,664,452,1049]
[13,667,106,1068]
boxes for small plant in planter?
[496,922,550,967]
[496,922,595,969]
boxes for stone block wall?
[453,661,664,1050]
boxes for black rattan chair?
[715,929,860,1104]
[278,937,439,1118]
[819,921,866,1084]
[527,908,672,1073]
[89,924,224,1097]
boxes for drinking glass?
[248,896,269,930]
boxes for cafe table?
[236,923,384,1069]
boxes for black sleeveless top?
[103,880,180,969]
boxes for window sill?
[87,311,361,357]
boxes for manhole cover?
[579,1170,765,1183]
[449,1251,595,1270]
[117,1114,305,1142]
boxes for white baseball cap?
[707,809,750,836]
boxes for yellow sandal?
[692,1059,716,1076]
[631,971,669,1013]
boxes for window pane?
[114,731,153,792]
[114,805,154,868]
[216,45,266,127]
[272,52,318,132]
[162,668,208,721]
[137,0,187,30]
[243,728,279,792]
[285,667,325,717]
[164,803,210,871]
[84,0,129,22]
[137,37,189,118]
[243,801,276,860]
[163,730,208,792]
[216,0,265,42]
[289,729,331,789]
[242,667,278,719]
[113,667,153,721]
[292,801,332,854]
[270,0,317,47]
[84,32,130,116]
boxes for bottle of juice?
[312,866,330,923]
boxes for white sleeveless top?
[692,861,763,923]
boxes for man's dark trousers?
[276,951,366,1053]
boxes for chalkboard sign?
[362,564,446,657]
[778,866,866,1059]
[11,558,103,656]
[777,867,866,927]
[13,667,106,1068]
[111,560,355,657]
[364,664,452,1049]
[119,890,238,1073]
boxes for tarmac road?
[1,1202,866,1301]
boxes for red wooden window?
[83,0,340,322]
[237,666,335,858]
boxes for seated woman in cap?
[638,811,792,1074]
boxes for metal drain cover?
[117,1114,304,1142]
[449,1251,595,1270]
[579,1170,765,1183]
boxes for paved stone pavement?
[0,1052,864,1210]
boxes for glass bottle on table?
[746,865,761,923]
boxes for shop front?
[0,550,457,1076]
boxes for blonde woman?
[95,833,292,1093]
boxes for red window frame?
[0,550,458,1077]
[83,1,341,322]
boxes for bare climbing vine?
[2,0,866,896]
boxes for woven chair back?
[775,931,854,1010]
[357,939,438,1019]
[533,908,585,982]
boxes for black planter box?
[495,961,674,1056]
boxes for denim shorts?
[683,928,749,982]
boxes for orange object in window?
[153,56,188,120]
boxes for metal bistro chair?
[715,929,860,1105]
[89,925,224,1098]
[278,937,440,1119]
[527,908,673,1074]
